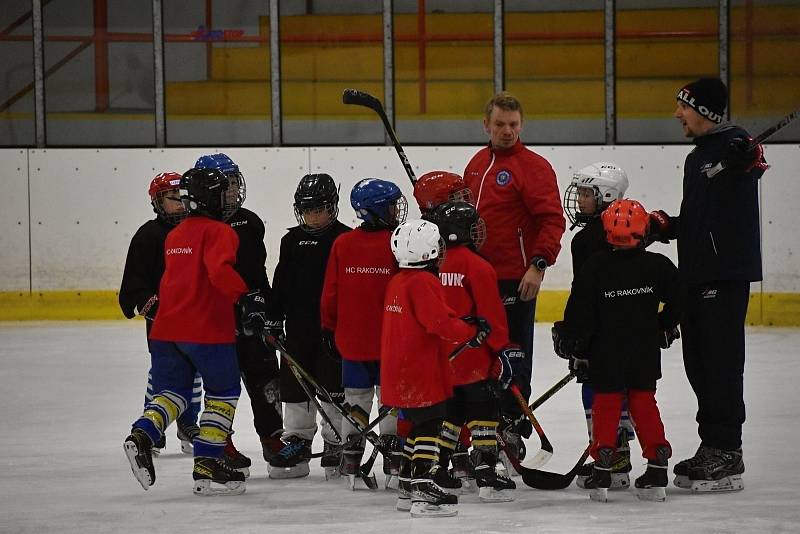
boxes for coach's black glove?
[569,357,591,383]
[321,329,341,361]
[660,325,681,349]
[137,294,159,321]
[462,315,491,348]
[726,136,767,173]
[237,290,267,337]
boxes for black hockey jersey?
[564,217,611,324]
[119,217,172,329]
[271,221,351,340]
[568,248,682,392]
[227,207,272,294]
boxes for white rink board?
[1,144,798,293]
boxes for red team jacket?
[438,246,510,386]
[380,270,475,408]
[464,140,565,280]
[150,216,248,344]
[320,228,398,361]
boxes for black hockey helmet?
[425,200,486,250]
[293,173,339,234]
[179,167,230,220]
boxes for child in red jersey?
[426,200,517,503]
[381,219,487,518]
[320,178,407,487]
[123,167,257,497]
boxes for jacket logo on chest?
[604,286,654,298]
[496,169,512,186]
[385,297,403,314]
[439,272,465,287]
[166,247,193,255]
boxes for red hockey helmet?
[601,198,649,248]
[148,172,185,225]
[413,171,473,213]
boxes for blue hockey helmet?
[350,178,408,229]
[194,153,246,219]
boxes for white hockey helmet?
[391,219,445,269]
[564,161,629,228]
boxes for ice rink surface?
[1,321,799,533]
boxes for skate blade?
[577,473,629,490]
[673,475,692,489]
[478,486,514,503]
[324,466,342,481]
[123,441,152,490]
[385,474,399,491]
[193,479,246,496]
[151,447,162,457]
[457,478,478,494]
[690,475,743,493]
[410,501,458,518]
[267,463,310,480]
[180,440,193,455]
[589,488,609,502]
[396,495,412,512]
[636,487,666,502]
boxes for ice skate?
[396,477,412,512]
[473,451,515,503]
[123,429,155,490]
[635,446,670,502]
[321,441,343,480]
[588,448,613,502]
[688,448,744,493]
[577,448,631,490]
[673,444,713,488]
[410,479,458,518]
[176,420,199,455]
[431,465,463,496]
[380,435,402,490]
[498,427,525,477]
[151,434,165,457]
[452,443,477,493]
[268,436,312,479]
[341,435,365,490]
[192,457,246,496]
[260,431,285,463]
[222,434,251,479]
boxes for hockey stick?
[510,384,553,469]
[519,444,592,491]
[342,88,417,186]
[530,373,576,412]
[706,108,797,178]
[263,333,382,488]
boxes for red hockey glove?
[727,136,769,173]
[647,210,672,244]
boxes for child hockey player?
[194,153,285,475]
[266,174,351,479]
[381,218,488,517]
[123,167,260,496]
[556,161,637,489]
[559,199,682,502]
[320,178,407,488]
[119,172,201,455]
[426,200,517,503]
[413,170,473,213]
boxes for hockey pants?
[591,390,670,462]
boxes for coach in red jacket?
[464,91,565,444]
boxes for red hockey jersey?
[320,227,398,361]
[464,140,565,280]
[380,270,475,408]
[438,246,510,385]
[150,216,248,344]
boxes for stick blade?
[342,88,382,112]
[519,467,575,490]
[520,448,553,470]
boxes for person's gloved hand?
[726,136,768,173]
[237,290,267,337]
[490,346,518,390]
[660,325,681,349]
[462,316,491,348]
[569,357,590,383]
[320,329,341,361]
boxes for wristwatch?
[531,256,548,272]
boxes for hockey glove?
[490,346,517,390]
[137,294,159,322]
[462,316,491,348]
[647,210,672,245]
[660,324,681,349]
[569,357,590,383]
[320,329,341,361]
[264,318,285,346]
[237,289,267,337]
[726,136,768,173]
[552,320,579,359]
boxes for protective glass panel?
[0,0,35,146]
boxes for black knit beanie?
[676,78,727,124]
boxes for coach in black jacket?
[650,77,767,486]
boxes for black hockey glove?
[237,289,267,337]
[660,325,681,349]
[462,315,491,348]
[490,346,517,390]
[569,357,591,383]
[321,329,341,361]
[726,136,767,173]
[264,318,285,346]
[137,294,159,322]
[552,320,580,359]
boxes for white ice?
[2,321,799,533]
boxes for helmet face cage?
[294,201,339,235]
[563,183,601,228]
[428,201,484,249]
[564,163,629,228]
[293,174,340,234]
[351,179,408,229]
[450,186,474,206]
[222,171,246,220]
[152,188,187,226]
[470,217,487,250]
[149,173,186,226]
